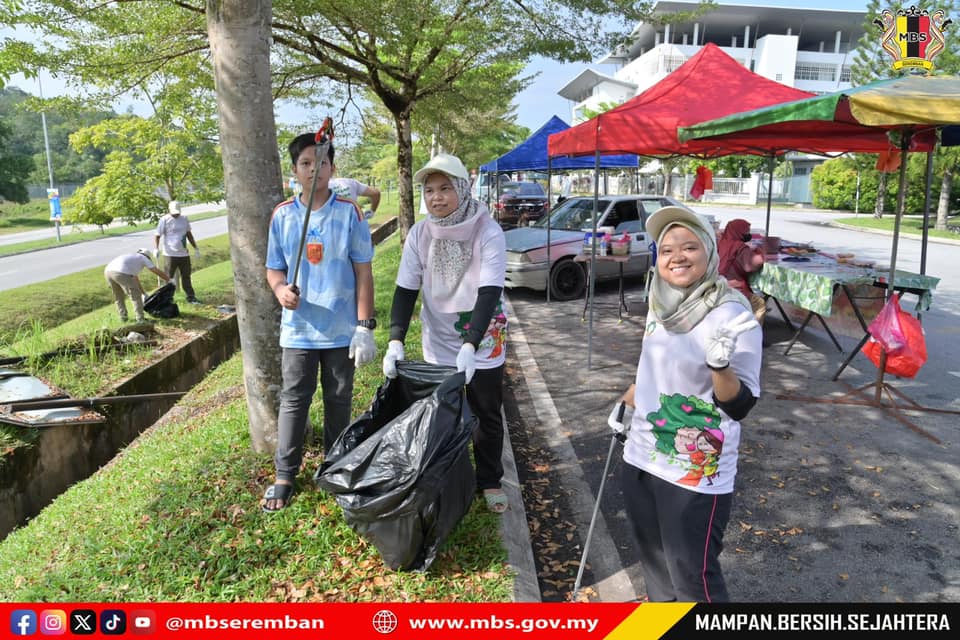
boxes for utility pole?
[39,78,61,242]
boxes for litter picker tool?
[289,117,335,295]
[571,400,632,600]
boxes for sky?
[3,1,872,133]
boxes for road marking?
[949,371,960,378]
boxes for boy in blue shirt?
[262,132,376,512]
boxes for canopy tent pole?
[917,148,935,323]
[921,149,934,276]
[546,156,553,303]
[494,171,502,224]
[884,132,912,298]
[763,155,775,242]
[587,151,601,369]
[874,131,913,405]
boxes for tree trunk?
[874,170,888,219]
[394,109,416,243]
[936,165,953,231]
[206,0,283,453]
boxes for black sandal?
[262,483,296,512]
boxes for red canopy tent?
[546,43,899,368]
[545,43,900,159]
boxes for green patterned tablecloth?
[750,256,939,316]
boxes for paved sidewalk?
[503,277,959,602]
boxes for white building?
[556,1,869,203]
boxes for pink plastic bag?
[867,293,908,355]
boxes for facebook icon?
[10,610,37,636]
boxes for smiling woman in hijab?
[613,206,762,602]
[381,153,511,514]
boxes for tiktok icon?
[99,610,127,635]
[9,610,37,636]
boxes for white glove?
[704,311,759,370]
[193,248,201,260]
[363,209,375,220]
[607,401,634,439]
[152,249,160,260]
[382,340,405,379]
[456,342,477,384]
[349,326,376,366]
[166,278,177,288]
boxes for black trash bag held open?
[315,361,477,571]
[143,282,179,318]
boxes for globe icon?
[372,609,399,634]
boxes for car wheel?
[549,259,586,301]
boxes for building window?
[663,54,687,73]
[839,65,852,83]
[795,63,836,82]
[776,73,783,82]
[794,167,809,176]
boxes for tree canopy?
[0,0,677,236]
[0,86,113,186]
[0,118,32,203]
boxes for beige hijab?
[420,174,490,312]
[649,220,749,333]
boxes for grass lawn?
[0,232,513,601]
[0,199,52,233]
[835,213,960,241]
[0,235,234,344]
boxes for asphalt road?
[0,203,228,292]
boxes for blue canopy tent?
[479,115,638,173]
[479,115,639,304]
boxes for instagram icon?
[40,610,67,635]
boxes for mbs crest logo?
[875,6,952,72]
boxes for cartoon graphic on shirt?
[647,392,724,487]
[455,301,508,358]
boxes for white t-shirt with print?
[156,214,192,257]
[623,301,762,495]
[330,178,368,203]
[396,214,508,369]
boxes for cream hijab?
[649,220,749,333]
[422,174,486,308]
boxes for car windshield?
[533,198,610,231]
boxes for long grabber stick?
[572,401,630,601]
[289,117,334,295]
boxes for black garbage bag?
[315,361,477,571]
[143,282,179,318]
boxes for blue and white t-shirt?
[266,194,373,349]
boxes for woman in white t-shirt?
[381,153,510,514]
[616,206,762,602]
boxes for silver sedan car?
[503,195,693,300]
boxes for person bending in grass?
[381,153,510,514]
[104,248,173,323]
